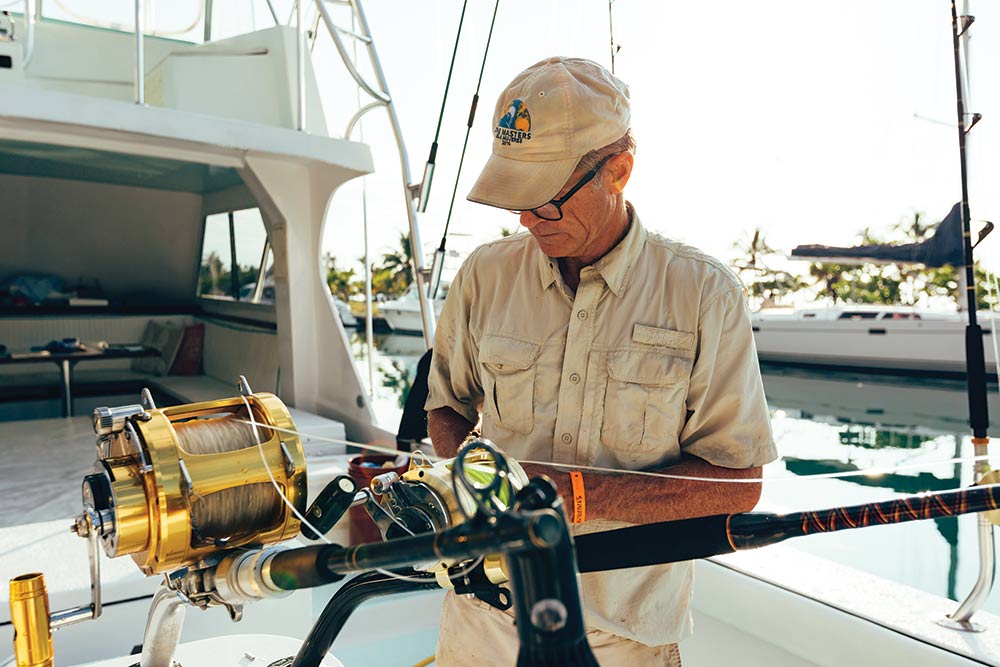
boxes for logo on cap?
[495,99,532,146]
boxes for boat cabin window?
[838,312,879,320]
[197,207,272,304]
[884,312,921,320]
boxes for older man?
[425,57,776,666]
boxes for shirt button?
[569,372,581,383]
[577,310,588,321]
[561,433,573,444]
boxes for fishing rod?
[575,482,1000,572]
[945,0,993,628]
[949,1,989,443]
[428,0,502,299]
[417,0,470,213]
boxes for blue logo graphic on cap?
[495,99,532,145]
[498,99,531,131]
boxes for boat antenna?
[428,0,502,299]
[416,0,470,214]
[608,0,620,74]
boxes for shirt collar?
[538,203,645,297]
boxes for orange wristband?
[569,471,586,524]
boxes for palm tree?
[731,227,776,273]
[376,232,414,297]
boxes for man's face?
[517,166,616,261]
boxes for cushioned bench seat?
[0,315,281,409]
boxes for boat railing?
[307,0,435,348]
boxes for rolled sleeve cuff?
[425,393,480,427]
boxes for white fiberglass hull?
[381,302,445,334]
[752,315,998,375]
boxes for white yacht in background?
[379,282,447,334]
[752,304,998,376]
[0,3,998,667]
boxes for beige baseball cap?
[467,56,630,211]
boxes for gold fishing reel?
[81,379,307,574]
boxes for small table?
[0,346,160,417]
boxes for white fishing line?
[240,395,334,546]
[519,455,994,484]
[236,417,992,485]
[237,398,485,584]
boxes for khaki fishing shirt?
[425,207,777,646]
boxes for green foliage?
[729,212,1000,310]
[325,254,359,301]
[807,261,902,305]
[198,251,258,299]
[324,232,418,300]
[731,227,805,305]
[375,232,414,298]
[922,263,998,311]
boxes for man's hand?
[520,456,762,526]
[427,406,478,458]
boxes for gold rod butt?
[9,573,54,667]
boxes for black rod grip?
[574,514,734,573]
[966,324,990,439]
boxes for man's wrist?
[520,463,573,512]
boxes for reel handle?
[301,476,359,541]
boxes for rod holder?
[8,573,53,667]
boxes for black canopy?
[791,202,964,268]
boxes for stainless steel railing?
[310,0,436,348]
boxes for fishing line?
[237,398,485,584]
[519,455,995,484]
[235,417,994,486]
[241,396,334,547]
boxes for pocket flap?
[608,350,688,386]
[479,334,540,370]
[632,324,695,352]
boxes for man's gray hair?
[576,129,636,188]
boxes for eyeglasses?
[511,152,620,221]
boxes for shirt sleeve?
[424,259,483,425]
[679,285,777,468]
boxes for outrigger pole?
[574,483,1000,573]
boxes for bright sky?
[36,0,1000,285]
[312,0,999,286]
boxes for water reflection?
[350,332,428,426]
[759,364,998,607]
[350,338,1000,608]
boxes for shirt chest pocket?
[600,349,691,467]
[479,335,540,435]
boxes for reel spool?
[83,382,307,574]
